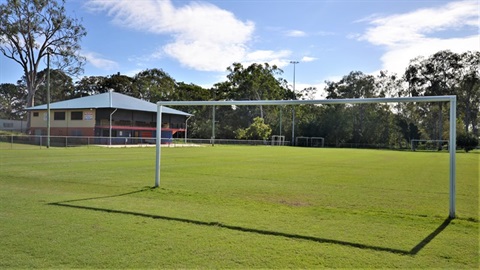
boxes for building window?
[3,123,13,128]
[54,111,65,120]
[33,112,39,117]
[71,111,83,120]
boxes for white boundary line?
[156,95,457,218]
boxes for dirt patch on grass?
[278,199,312,207]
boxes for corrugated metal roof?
[26,91,191,116]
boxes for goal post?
[411,139,449,151]
[311,137,325,147]
[156,95,457,218]
[271,135,285,146]
[295,136,310,147]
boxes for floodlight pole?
[46,49,51,148]
[290,61,299,146]
[155,105,163,187]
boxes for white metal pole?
[290,61,299,145]
[109,108,117,146]
[156,96,457,218]
[449,96,456,218]
[279,109,282,136]
[292,108,295,146]
[157,96,455,106]
[185,115,191,144]
[155,105,163,187]
[212,105,215,146]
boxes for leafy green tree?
[33,69,75,104]
[394,114,421,147]
[299,87,318,100]
[325,71,378,99]
[225,63,294,100]
[325,71,389,146]
[457,133,479,153]
[74,76,108,97]
[0,83,26,119]
[176,82,211,101]
[456,51,480,136]
[236,117,272,140]
[132,68,177,102]
[210,63,295,139]
[404,50,461,145]
[175,82,213,139]
[223,62,295,117]
[102,73,134,96]
[0,0,86,130]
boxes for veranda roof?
[26,91,191,116]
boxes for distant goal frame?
[411,139,449,151]
[156,95,457,218]
[271,135,285,146]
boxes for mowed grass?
[0,145,478,268]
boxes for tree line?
[1,50,479,150]
[1,0,478,150]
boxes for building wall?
[30,109,96,136]
[29,108,187,138]
[0,119,27,133]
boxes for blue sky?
[0,0,478,97]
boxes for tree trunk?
[25,75,39,134]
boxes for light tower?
[46,47,53,148]
[290,61,299,146]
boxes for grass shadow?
[409,217,452,255]
[48,188,451,256]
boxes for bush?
[457,133,479,152]
[235,117,271,140]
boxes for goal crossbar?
[156,95,457,218]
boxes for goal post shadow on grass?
[156,96,457,219]
[48,188,453,256]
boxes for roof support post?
[109,108,117,146]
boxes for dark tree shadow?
[48,188,452,256]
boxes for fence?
[0,135,293,149]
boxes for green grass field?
[0,145,478,268]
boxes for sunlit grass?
[0,146,478,268]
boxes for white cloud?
[245,50,291,63]
[206,50,291,73]
[87,0,292,72]
[359,0,479,75]
[286,30,307,37]
[84,52,119,70]
[380,35,479,75]
[301,56,317,62]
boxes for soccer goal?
[295,136,310,147]
[271,135,285,146]
[311,137,325,147]
[156,96,457,218]
[411,139,449,151]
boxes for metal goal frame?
[156,96,457,218]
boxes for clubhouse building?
[26,91,191,143]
